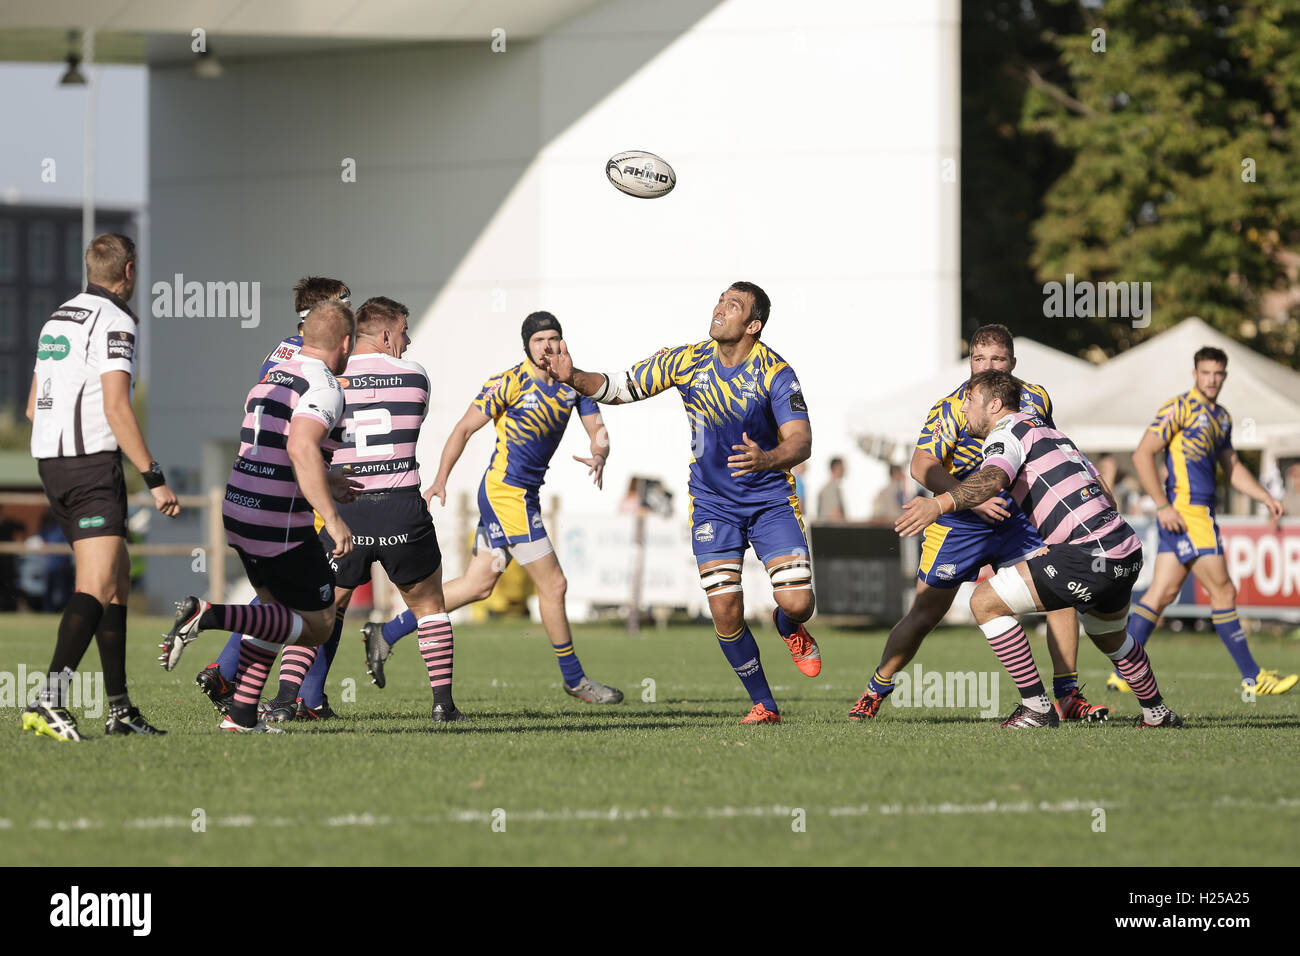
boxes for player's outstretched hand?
[423,480,446,507]
[895,496,942,537]
[973,497,1009,524]
[327,465,363,503]
[728,432,772,477]
[151,484,180,518]
[574,453,606,489]
[1156,505,1186,534]
[541,340,575,384]
[323,515,354,558]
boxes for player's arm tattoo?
[946,465,1011,512]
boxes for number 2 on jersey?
[351,408,393,459]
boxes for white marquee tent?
[1051,317,1300,458]
[856,317,1300,479]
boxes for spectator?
[42,516,74,610]
[1095,453,1119,492]
[816,457,847,522]
[18,527,48,611]
[872,464,909,521]
[1285,462,1300,518]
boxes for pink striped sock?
[984,619,1045,696]
[231,640,277,716]
[208,603,301,644]
[275,645,317,702]
[1114,641,1162,705]
[418,614,455,705]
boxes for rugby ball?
[606,150,676,198]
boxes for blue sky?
[0,62,146,210]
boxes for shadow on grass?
[286,718,717,735]
[1172,714,1300,730]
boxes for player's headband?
[521,311,562,352]
[297,295,352,322]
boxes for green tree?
[964,0,1300,364]
[0,406,32,451]
[962,0,1082,349]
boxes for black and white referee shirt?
[30,283,139,459]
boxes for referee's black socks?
[42,592,104,705]
[95,602,130,707]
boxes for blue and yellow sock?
[1053,671,1079,699]
[1127,601,1159,647]
[552,640,586,688]
[1114,601,1160,680]
[215,633,243,680]
[774,607,796,638]
[868,669,895,698]
[300,606,345,708]
[716,625,777,712]
[1211,608,1259,681]
[382,608,418,648]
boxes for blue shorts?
[916,511,1044,588]
[476,475,546,550]
[1156,503,1223,564]
[690,494,809,564]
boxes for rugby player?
[1113,347,1295,695]
[541,282,818,724]
[22,233,179,741]
[897,370,1182,728]
[361,312,622,704]
[158,302,362,732]
[848,325,1107,722]
[262,297,465,721]
[195,277,351,717]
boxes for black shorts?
[1027,544,1143,615]
[38,451,128,542]
[234,539,336,611]
[319,490,442,589]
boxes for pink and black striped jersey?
[980,412,1140,560]
[331,353,430,492]
[223,356,344,557]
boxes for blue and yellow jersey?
[259,334,302,379]
[1148,388,1232,508]
[474,362,599,490]
[917,379,1054,480]
[625,340,809,508]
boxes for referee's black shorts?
[37,450,128,542]
[319,489,442,589]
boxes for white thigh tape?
[988,565,1037,615]
[1081,610,1128,637]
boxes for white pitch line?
[9,796,1299,834]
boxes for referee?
[21,233,179,741]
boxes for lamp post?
[81,28,96,285]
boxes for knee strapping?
[768,557,812,593]
[699,562,742,596]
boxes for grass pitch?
[2,612,1298,866]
